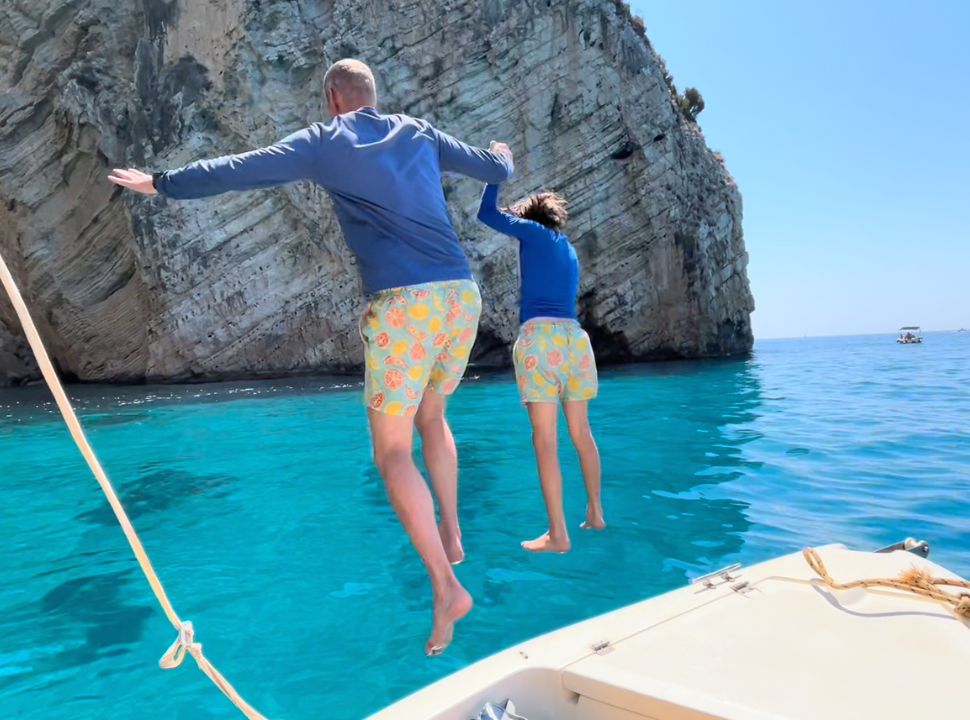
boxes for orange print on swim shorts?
[407,325,428,341]
[362,280,482,415]
[384,369,405,390]
[385,306,406,328]
[512,321,598,404]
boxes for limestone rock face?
[0,315,34,384]
[0,0,754,386]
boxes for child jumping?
[477,184,605,553]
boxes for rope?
[803,547,970,619]
[0,251,267,719]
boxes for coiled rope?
[803,547,970,619]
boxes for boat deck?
[370,545,970,719]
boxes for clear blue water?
[0,332,967,719]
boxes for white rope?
[0,250,267,719]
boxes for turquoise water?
[0,332,967,719]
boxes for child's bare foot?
[521,531,571,553]
[425,581,473,656]
[438,524,465,565]
[580,506,606,530]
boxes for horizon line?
[755,328,967,341]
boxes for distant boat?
[897,326,923,344]
[958,328,968,333]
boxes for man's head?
[508,192,569,232]
[324,59,377,116]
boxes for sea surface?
[0,332,967,719]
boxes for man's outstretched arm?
[108,126,322,199]
[434,129,514,184]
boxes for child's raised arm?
[476,184,549,243]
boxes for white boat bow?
[370,542,970,720]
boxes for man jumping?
[108,59,513,656]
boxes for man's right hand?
[108,168,158,195]
[489,141,513,163]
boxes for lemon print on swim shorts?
[408,303,430,321]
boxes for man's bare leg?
[564,400,605,530]
[521,402,571,553]
[415,387,464,564]
[368,408,472,655]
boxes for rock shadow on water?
[74,466,235,527]
[0,570,154,691]
[40,570,153,652]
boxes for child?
[477,184,605,553]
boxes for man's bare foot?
[438,524,465,565]
[425,582,473,656]
[521,532,571,553]
[580,504,606,530]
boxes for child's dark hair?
[507,192,569,232]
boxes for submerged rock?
[0,0,754,385]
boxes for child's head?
[507,192,569,232]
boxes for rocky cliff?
[0,0,754,386]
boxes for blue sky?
[631,1,970,338]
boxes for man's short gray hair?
[323,59,377,104]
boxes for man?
[109,59,513,655]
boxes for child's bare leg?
[564,400,605,530]
[522,401,571,553]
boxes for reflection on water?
[0,332,967,719]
